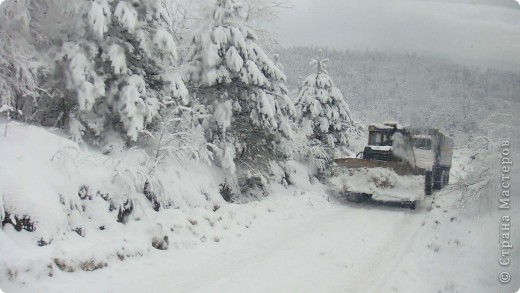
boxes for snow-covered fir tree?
[50,0,188,142]
[184,0,295,200]
[295,50,354,151]
[0,0,42,124]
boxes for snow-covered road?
[3,188,518,293]
[13,199,428,293]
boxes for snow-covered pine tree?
[295,50,354,152]
[0,0,42,125]
[184,0,294,200]
[50,0,188,143]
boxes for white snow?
[205,42,221,69]
[225,46,243,73]
[0,123,518,293]
[245,60,268,86]
[88,0,110,38]
[221,143,236,174]
[162,71,189,105]
[367,145,392,151]
[369,122,404,130]
[213,26,229,47]
[153,27,177,59]
[0,122,226,279]
[214,100,233,132]
[118,75,147,140]
[114,1,138,33]
[329,167,425,201]
[107,44,127,75]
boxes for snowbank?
[0,122,327,282]
[0,122,223,276]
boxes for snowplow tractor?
[329,122,453,209]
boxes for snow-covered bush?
[146,104,217,174]
[286,120,329,177]
[448,136,501,211]
[184,0,295,199]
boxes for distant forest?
[277,46,520,144]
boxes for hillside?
[1,121,518,292]
[1,0,519,292]
[277,47,520,144]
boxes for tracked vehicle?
[329,122,453,209]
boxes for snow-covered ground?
[1,123,519,292]
[3,191,517,292]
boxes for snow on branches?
[184,0,295,197]
[0,0,42,122]
[56,0,187,142]
[185,0,293,134]
[295,50,354,150]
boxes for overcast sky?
[272,0,520,71]
[0,0,518,71]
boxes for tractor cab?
[362,122,411,161]
[367,122,406,146]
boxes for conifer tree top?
[186,0,287,89]
[311,49,329,76]
[213,0,241,24]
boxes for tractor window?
[369,133,382,145]
[369,132,393,146]
[414,137,432,150]
[381,134,393,146]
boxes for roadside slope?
[2,198,425,293]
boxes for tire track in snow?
[346,207,426,293]
[190,204,370,293]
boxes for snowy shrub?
[286,122,329,178]
[184,0,295,199]
[146,104,217,174]
[447,136,500,211]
